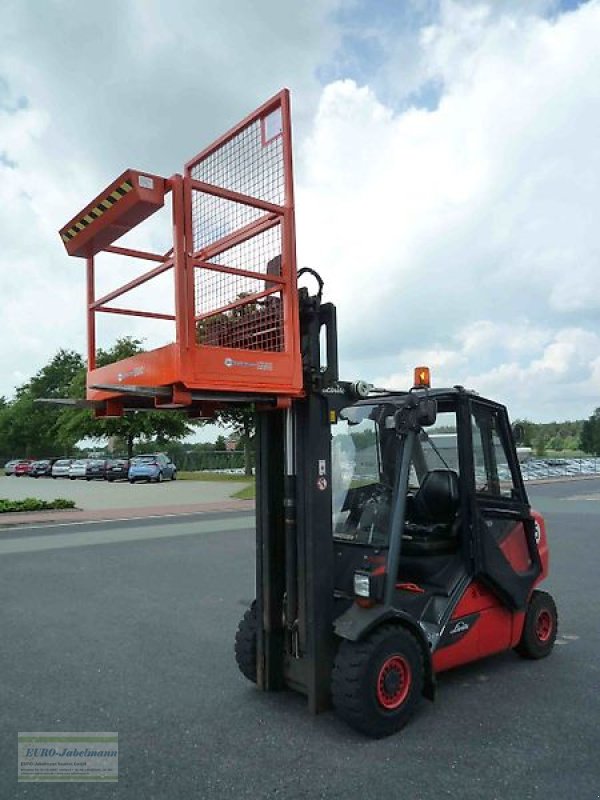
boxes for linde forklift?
[59,90,557,738]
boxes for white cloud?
[296,0,600,420]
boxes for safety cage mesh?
[189,105,287,353]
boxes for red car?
[14,460,34,476]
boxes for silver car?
[68,459,89,480]
[52,459,73,478]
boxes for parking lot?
[0,475,239,510]
[0,479,598,798]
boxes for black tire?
[129,479,134,484]
[171,471,177,481]
[157,471,163,483]
[332,624,424,738]
[235,601,257,683]
[515,590,558,659]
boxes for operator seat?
[403,469,460,556]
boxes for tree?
[512,419,536,448]
[534,434,547,458]
[56,337,197,458]
[214,435,227,452]
[580,408,600,455]
[1,349,85,457]
[215,406,255,476]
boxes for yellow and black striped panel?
[61,180,133,243]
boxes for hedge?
[0,498,76,513]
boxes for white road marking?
[0,509,243,534]
[0,515,254,557]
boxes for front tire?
[515,590,558,659]
[235,601,257,683]
[332,624,424,738]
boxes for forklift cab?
[331,388,542,620]
[323,387,549,735]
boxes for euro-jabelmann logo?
[18,732,118,783]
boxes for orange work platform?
[60,90,302,412]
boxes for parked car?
[105,458,130,482]
[14,459,35,477]
[30,459,56,478]
[4,460,19,476]
[52,459,73,478]
[85,459,107,480]
[129,454,177,483]
[69,459,90,480]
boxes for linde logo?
[223,358,273,371]
[117,366,145,383]
[321,386,345,394]
[449,620,469,635]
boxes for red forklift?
[58,90,557,738]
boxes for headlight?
[353,571,371,598]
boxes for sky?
[1,0,599,424]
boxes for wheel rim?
[535,609,553,643]
[376,655,411,710]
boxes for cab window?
[471,406,517,499]
[410,411,459,488]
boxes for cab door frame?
[465,397,541,611]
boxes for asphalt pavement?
[0,482,598,799]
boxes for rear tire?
[332,624,424,738]
[515,590,558,659]
[235,601,257,683]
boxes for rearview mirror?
[394,397,437,432]
[512,423,525,445]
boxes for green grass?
[0,497,76,514]
[542,450,590,458]
[232,483,255,500]
[177,471,253,482]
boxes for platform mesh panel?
[191,108,286,352]
[190,113,284,252]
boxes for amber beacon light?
[414,366,431,388]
